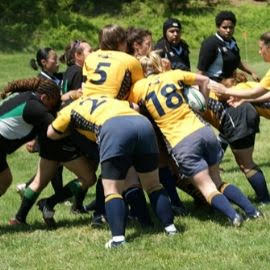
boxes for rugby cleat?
[91,212,107,227]
[70,204,88,215]
[16,183,27,199]
[165,224,178,236]
[246,209,264,220]
[171,204,188,217]
[105,239,126,249]
[8,217,28,226]
[231,213,244,227]
[37,199,56,228]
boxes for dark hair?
[215,11,237,27]
[1,78,60,103]
[59,40,86,66]
[126,27,152,55]
[163,18,182,38]
[30,48,54,71]
[99,24,127,50]
[260,32,270,46]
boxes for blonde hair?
[139,51,164,77]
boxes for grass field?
[1,53,270,269]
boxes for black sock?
[95,176,105,215]
[124,186,153,226]
[247,169,270,203]
[159,167,184,207]
[148,188,174,227]
[47,179,80,209]
[51,166,64,194]
[16,187,40,222]
[73,188,88,209]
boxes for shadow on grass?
[0,215,91,235]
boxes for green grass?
[1,56,270,269]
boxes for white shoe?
[16,183,27,198]
[165,224,178,236]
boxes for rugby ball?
[183,86,206,112]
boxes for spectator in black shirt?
[197,11,259,82]
[155,18,190,71]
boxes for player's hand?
[251,72,260,82]
[25,139,38,153]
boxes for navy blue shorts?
[99,115,159,180]
[171,126,223,178]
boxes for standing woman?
[30,47,62,86]
[60,40,93,102]
[155,18,191,71]
[197,11,259,82]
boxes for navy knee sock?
[105,194,127,237]
[210,192,237,221]
[221,183,256,216]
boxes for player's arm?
[210,81,267,99]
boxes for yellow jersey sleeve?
[129,79,147,104]
[52,101,77,133]
[260,69,270,91]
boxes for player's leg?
[10,158,59,225]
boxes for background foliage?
[0,0,269,56]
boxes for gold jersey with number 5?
[82,49,144,100]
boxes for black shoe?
[172,204,187,216]
[71,205,88,214]
[91,212,107,227]
[230,213,244,227]
[84,199,96,212]
[37,199,56,228]
[105,239,126,249]
[246,209,264,220]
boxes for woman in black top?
[60,40,92,102]
[197,11,259,82]
[155,18,190,71]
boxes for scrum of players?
[1,10,270,248]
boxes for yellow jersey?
[82,50,144,99]
[52,96,139,142]
[234,81,270,119]
[129,70,205,148]
[260,68,270,91]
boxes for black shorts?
[70,130,99,162]
[101,154,159,180]
[0,151,8,172]
[220,103,259,144]
[38,135,80,162]
[230,133,256,150]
